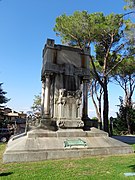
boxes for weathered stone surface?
[3,128,134,163]
[41,39,90,129]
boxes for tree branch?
[89,55,104,87]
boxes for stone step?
[27,127,108,138]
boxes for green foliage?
[124,0,135,10]
[113,97,135,134]
[91,117,98,121]
[31,93,41,112]
[114,56,135,76]
[54,12,124,51]
[124,20,135,54]
[0,83,9,105]
[54,11,91,48]
[112,56,135,85]
[113,56,135,116]
[123,0,135,56]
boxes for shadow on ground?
[0,172,13,176]
[112,135,135,144]
[128,165,135,171]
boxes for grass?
[132,144,135,150]
[0,143,135,180]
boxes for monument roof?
[43,38,90,56]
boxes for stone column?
[44,74,51,118]
[82,78,88,118]
[82,77,91,130]
[41,80,45,118]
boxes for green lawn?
[0,143,135,180]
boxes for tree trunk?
[90,82,102,129]
[103,77,109,133]
[126,108,132,134]
[91,93,102,128]
[98,98,102,130]
[125,86,133,134]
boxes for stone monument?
[40,38,92,130]
[3,39,134,163]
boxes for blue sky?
[0,0,133,117]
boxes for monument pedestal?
[82,116,98,131]
[57,119,84,129]
[39,118,57,131]
[3,127,134,163]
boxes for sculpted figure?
[57,89,67,105]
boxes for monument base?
[3,127,134,163]
[38,118,57,131]
[82,116,98,130]
[57,119,84,129]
